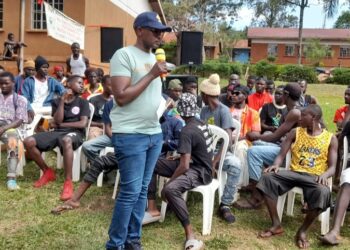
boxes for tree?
[250,0,298,28]
[334,11,350,28]
[304,38,333,66]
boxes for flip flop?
[319,234,340,246]
[51,204,75,215]
[184,239,204,250]
[258,228,284,238]
[142,212,161,225]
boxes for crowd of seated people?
[3,49,350,249]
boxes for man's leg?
[219,152,241,223]
[4,131,20,190]
[147,158,179,216]
[162,168,204,241]
[82,134,112,162]
[106,133,162,249]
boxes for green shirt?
[109,46,162,134]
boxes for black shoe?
[218,204,236,224]
[124,240,143,250]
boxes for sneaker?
[218,204,236,224]
[7,179,20,191]
[34,168,56,188]
[125,240,143,250]
[60,180,74,201]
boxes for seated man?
[260,85,288,133]
[236,83,302,209]
[157,93,213,249]
[165,79,182,103]
[182,76,202,109]
[298,79,317,107]
[3,33,26,60]
[21,55,65,120]
[320,167,350,245]
[220,73,240,94]
[51,152,118,214]
[23,75,90,201]
[246,75,256,95]
[257,104,337,249]
[265,80,275,95]
[248,77,273,111]
[333,86,350,132]
[0,71,28,190]
[81,67,104,99]
[199,74,241,223]
[14,59,35,95]
[87,74,112,139]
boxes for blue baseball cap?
[134,12,172,32]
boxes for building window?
[340,46,350,58]
[0,0,3,29]
[267,44,278,57]
[32,0,64,30]
[285,45,295,56]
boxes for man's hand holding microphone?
[149,48,168,80]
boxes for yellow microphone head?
[155,48,166,61]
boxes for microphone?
[155,48,167,80]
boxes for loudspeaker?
[179,31,203,65]
[101,27,123,63]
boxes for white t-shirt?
[32,77,49,109]
[70,53,86,77]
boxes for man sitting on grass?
[23,75,90,201]
[159,93,213,250]
[256,104,337,249]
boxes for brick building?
[248,27,350,67]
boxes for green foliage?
[334,10,350,28]
[172,61,242,78]
[267,55,276,62]
[279,64,318,83]
[304,38,333,67]
[254,60,278,80]
[162,41,177,64]
[330,68,350,85]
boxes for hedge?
[279,64,318,83]
[329,68,350,85]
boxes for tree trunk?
[297,0,307,65]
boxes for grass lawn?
[0,83,349,250]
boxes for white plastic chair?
[218,118,241,203]
[98,146,117,188]
[276,150,332,235]
[342,136,349,175]
[55,103,95,182]
[159,124,229,235]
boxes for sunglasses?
[231,91,241,96]
[143,27,164,36]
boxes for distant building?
[0,0,166,73]
[232,39,250,63]
[248,27,350,67]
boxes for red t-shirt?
[247,92,273,111]
[333,105,349,123]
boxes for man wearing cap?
[159,92,212,250]
[165,78,182,102]
[106,11,171,250]
[236,83,303,209]
[227,84,261,188]
[199,74,242,223]
[14,59,35,95]
[21,55,65,120]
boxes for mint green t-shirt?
[109,46,162,134]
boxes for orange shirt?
[230,105,261,139]
[248,91,273,111]
[333,105,349,123]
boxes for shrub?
[162,41,177,64]
[331,68,350,85]
[254,60,278,80]
[279,64,318,83]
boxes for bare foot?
[64,199,80,208]
[147,209,160,217]
[258,225,284,238]
[319,230,340,245]
[295,231,310,249]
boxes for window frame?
[31,0,64,30]
[0,0,3,29]
[340,46,350,58]
[284,44,295,57]
[267,43,278,57]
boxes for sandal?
[51,204,75,215]
[184,239,204,250]
[258,227,284,238]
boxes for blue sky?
[233,0,349,30]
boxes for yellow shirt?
[290,127,332,176]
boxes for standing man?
[106,12,171,250]
[66,42,89,77]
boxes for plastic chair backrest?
[231,118,241,154]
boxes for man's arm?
[247,109,300,143]
[316,135,338,185]
[66,58,71,76]
[111,61,167,107]
[104,123,112,138]
[58,116,88,129]
[168,153,191,182]
[265,129,296,173]
[0,119,23,137]
[84,57,90,68]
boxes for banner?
[43,2,85,49]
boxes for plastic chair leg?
[201,191,215,235]
[277,193,287,222]
[320,208,330,235]
[286,191,296,216]
[97,172,103,187]
[112,170,120,199]
[159,201,167,223]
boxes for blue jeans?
[82,134,113,161]
[221,151,241,205]
[247,144,281,182]
[106,133,162,249]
